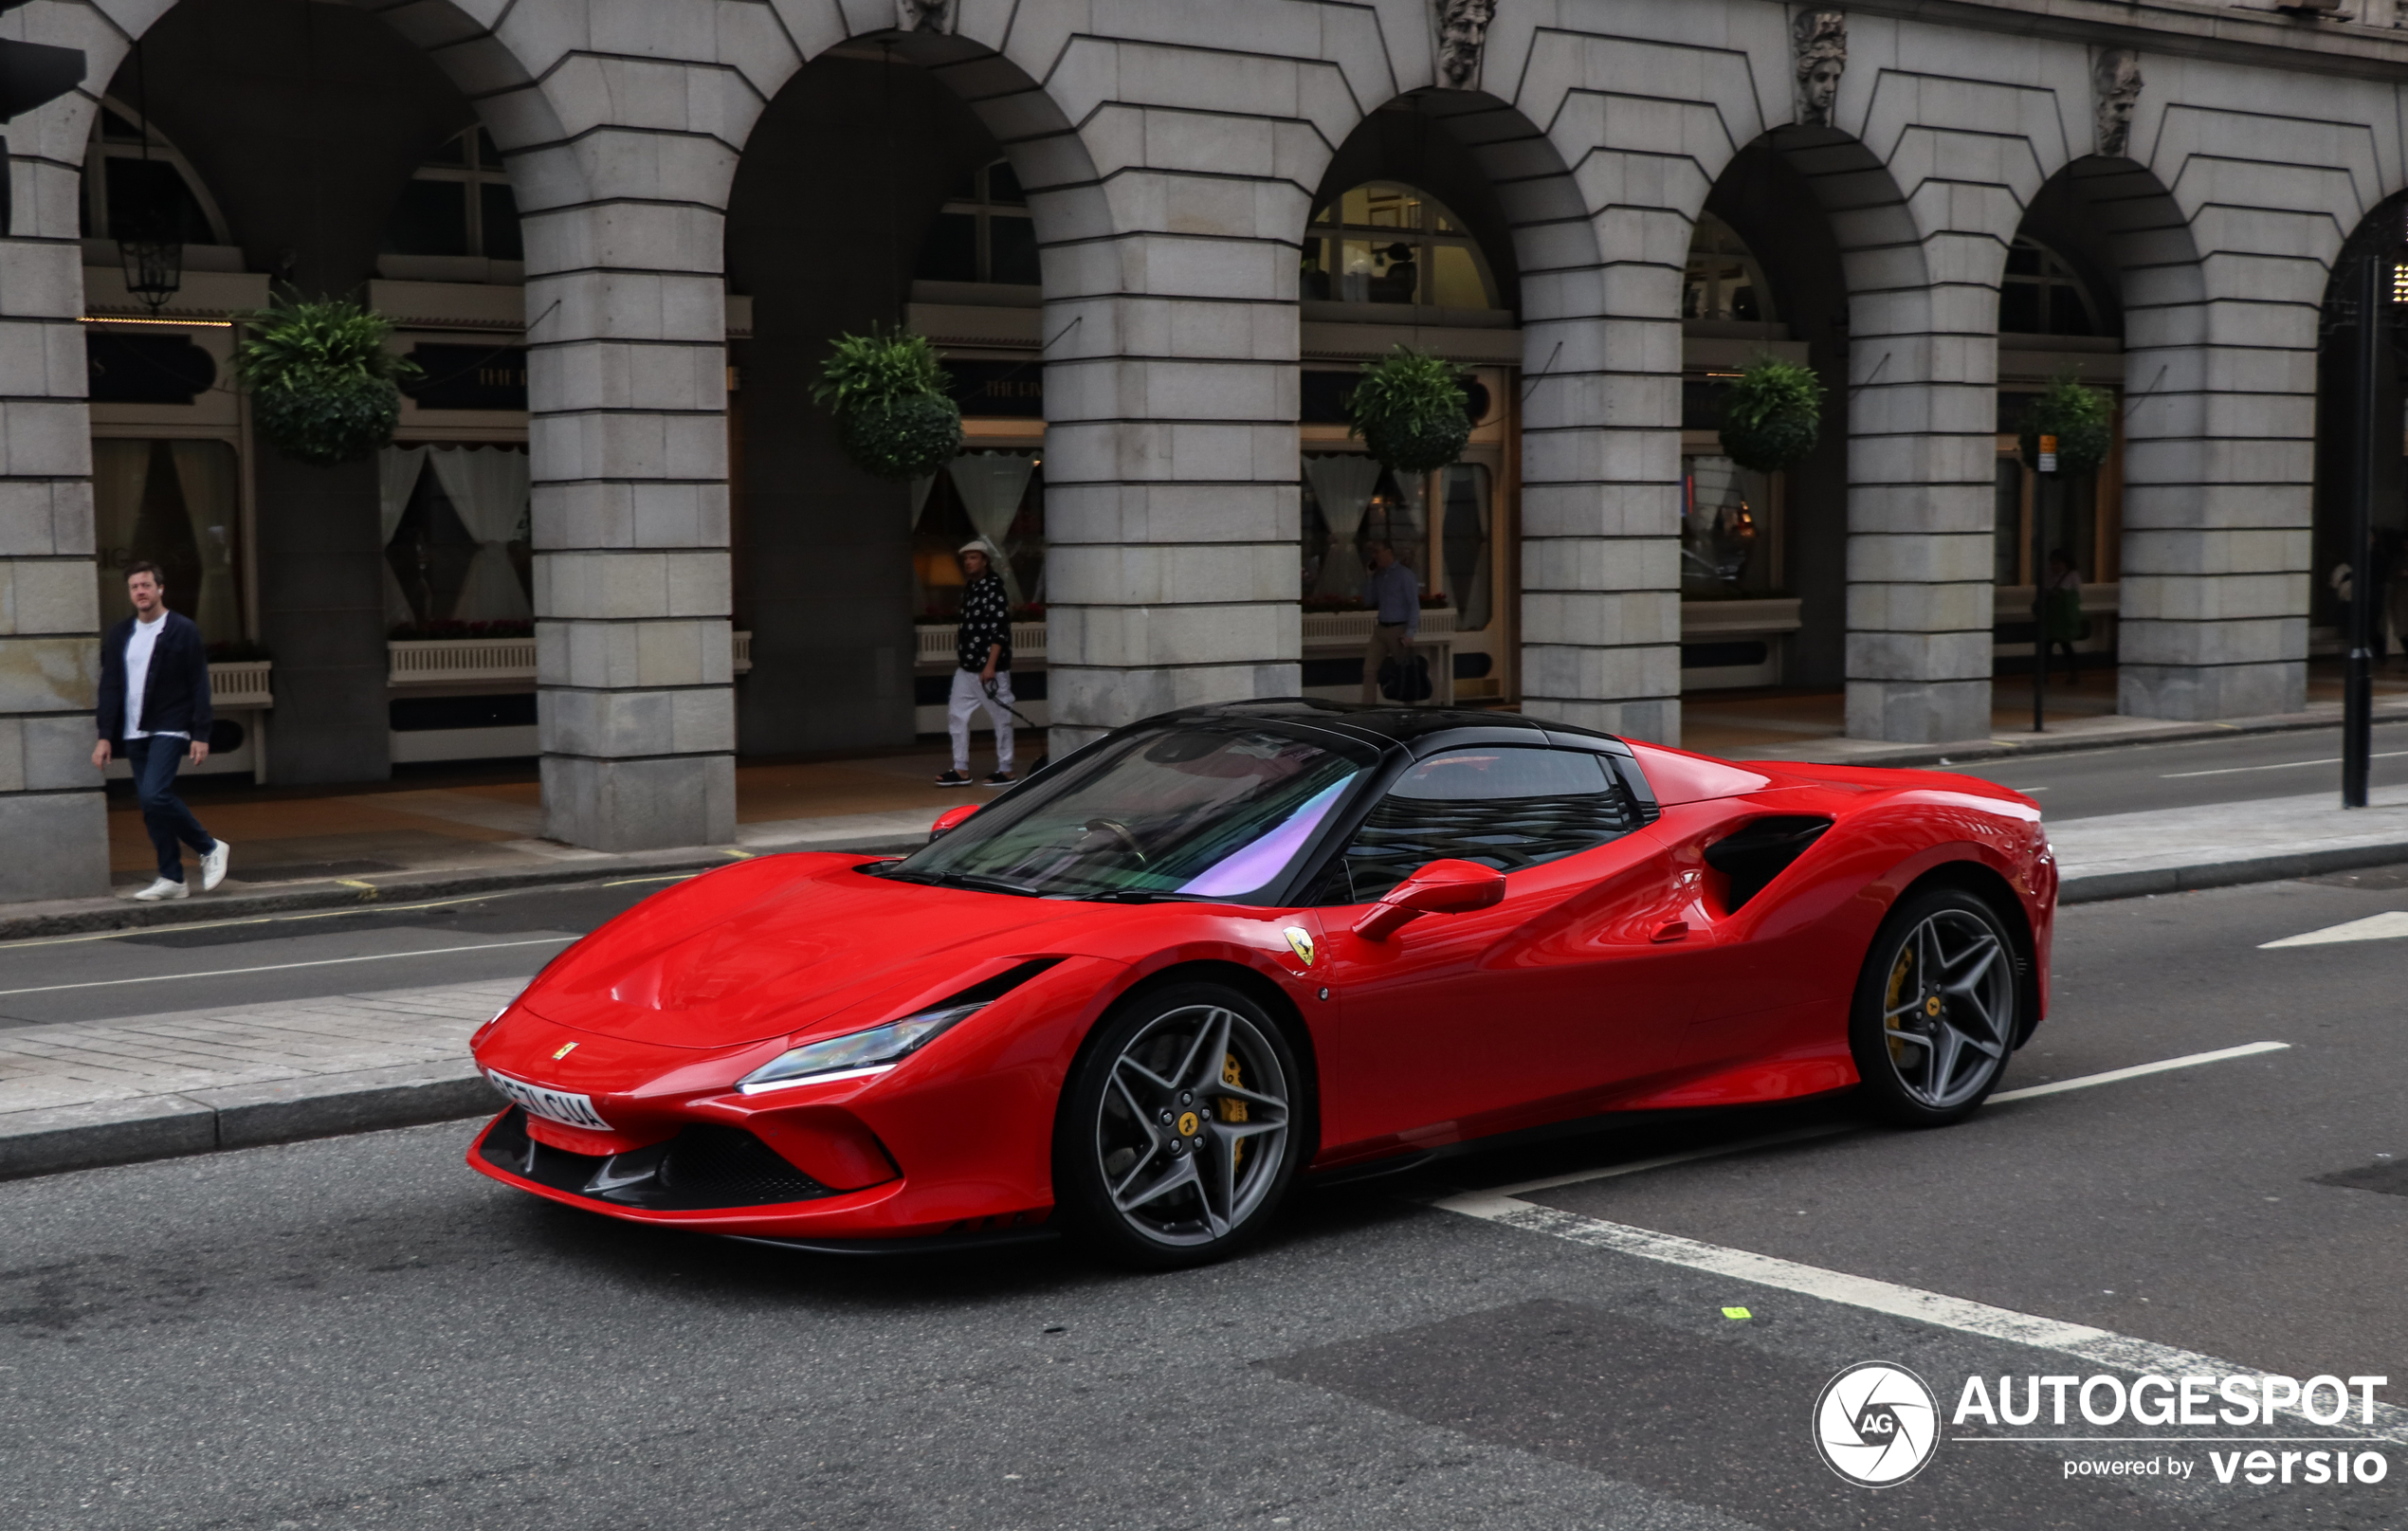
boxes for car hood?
[520,854,1104,1049]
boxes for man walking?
[937,540,1016,787]
[94,561,229,900]
[1361,538,1420,702]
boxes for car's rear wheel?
[1054,981,1303,1269]
[1849,885,2018,1127]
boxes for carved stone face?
[1802,58,1844,122]
[2095,51,2142,156]
[1436,0,1495,89]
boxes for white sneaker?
[201,839,230,892]
[133,878,189,901]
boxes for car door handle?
[1651,920,1689,943]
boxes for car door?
[1309,744,1730,1157]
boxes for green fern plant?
[1717,357,1825,472]
[814,328,963,481]
[232,298,420,465]
[2017,374,2114,476]
[1348,346,1471,473]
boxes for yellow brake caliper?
[1219,1053,1250,1171]
[1884,947,1914,1066]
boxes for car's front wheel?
[1054,981,1304,1269]
[1849,885,2020,1127]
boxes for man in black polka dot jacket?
[938,540,1017,787]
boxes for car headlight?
[736,1003,984,1095]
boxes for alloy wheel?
[1092,1003,1291,1248]
[1877,908,2016,1110]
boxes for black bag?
[1377,651,1433,702]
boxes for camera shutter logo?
[1815,1362,1941,1485]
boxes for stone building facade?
[3,0,2406,901]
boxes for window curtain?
[91,440,152,633]
[377,445,430,629]
[428,445,533,623]
[1304,454,1382,601]
[909,474,938,528]
[944,451,1037,605]
[168,441,241,643]
[1440,463,1491,630]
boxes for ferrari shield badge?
[1282,926,1316,966]
[552,1041,579,1061]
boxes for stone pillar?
[1037,95,1305,752]
[522,142,736,849]
[0,17,103,902]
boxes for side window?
[1309,747,1640,904]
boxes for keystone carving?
[897,0,951,32]
[2094,48,2143,159]
[1435,0,1497,91]
[1793,10,1847,128]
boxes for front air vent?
[1704,816,1833,911]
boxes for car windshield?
[878,722,1373,902]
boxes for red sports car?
[467,701,2053,1267]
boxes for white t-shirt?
[121,612,185,740]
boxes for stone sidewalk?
[0,979,513,1178]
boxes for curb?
[0,831,922,944]
[0,1063,502,1181]
[2057,839,2408,904]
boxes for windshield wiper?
[914,870,1042,897]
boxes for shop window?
[1438,463,1492,630]
[377,445,532,634]
[1303,454,1449,609]
[1681,456,1779,598]
[911,451,1045,622]
[1684,212,1776,323]
[79,101,227,244]
[1998,237,2098,337]
[1303,183,1499,310]
[93,439,242,645]
[379,127,522,262]
[1992,452,2099,587]
[914,159,1038,287]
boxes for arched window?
[1684,212,1775,323]
[380,127,522,262]
[915,158,1038,287]
[1303,183,1498,310]
[1998,237,2099,337]
[80,100,228,245]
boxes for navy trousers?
[126,736,216,884]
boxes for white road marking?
[1426,1196,2408,1443]
[2161,749,2408,779]
[1987,1041,2290,1102]
[1477,1043,2292,1196]
[0,937,575,996]
[2258,910,2408,949]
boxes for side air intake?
[1704,816,1833,911]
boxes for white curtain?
[429,446,533,623]
[169,441,241,644]
[1440,463,1491,629]
[377,445,430,629]
[1304,454,1383,601]
[91,441,152,632]
[945,452,1037,605]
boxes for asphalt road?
[1921,718,2408,822]
[5,870,2406,1530]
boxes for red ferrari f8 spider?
[468,701,2053,1267]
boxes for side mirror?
[929,804,979,842]
[1353,858,1506,941]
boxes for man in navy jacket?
[93,562,230,900]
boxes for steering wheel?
[1083,817,1148,865]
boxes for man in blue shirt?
[93,562,229,900]
[1361,538,1421,702]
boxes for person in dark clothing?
[2041,547,2085,687]
[937,541,1016,788]
[93,562,229,900]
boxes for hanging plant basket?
[1717,357,1825,473]
[814,329,963,481]
[1349,345,1471,474]
[233,298,419,465]
[2017,374,2114,476]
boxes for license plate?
[485,1069,611,1132]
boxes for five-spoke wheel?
[1849,886,2020,1125]
[1054,982,1303,1267]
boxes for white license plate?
[486,1069,611,1132]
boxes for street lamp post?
[2342,215,2386,810]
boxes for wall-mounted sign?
[403,343,528,411]
[944,360,1043,418]
[86,331,215,405]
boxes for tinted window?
[882,724,1372,902]
[1311,747,1639,903]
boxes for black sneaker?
[935,769,973,787]
[981,771,1014,787]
